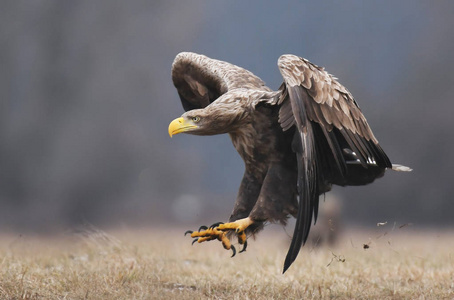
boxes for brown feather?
[279,99,295,131]
[172,52,270,111]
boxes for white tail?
[391,164,412,172]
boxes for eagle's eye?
[192,116,201,123]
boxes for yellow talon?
[190,228,218,238]
[197,236,215,243]
[220,234,232,250]
[185,217,254,254]
[217,217,253,232]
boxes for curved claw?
[184,230,193,236]
[209,221,224,229]
[192,238,198,245]
[230,245,236,257]
[198,225,208,232]
[239,240,248,253]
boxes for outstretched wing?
[172,52,271,111]
[277,54,392,273]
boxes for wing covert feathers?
[172,52,270,111]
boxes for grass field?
[0,224,453,299]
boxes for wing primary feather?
[339,129,368,168]
[320,126,347,176]
[359,137,377,162]
[370,142,392,168]
[283,130,318,273]
[287,86,307,128]
[283,87,319,273]
[345,129,370,162]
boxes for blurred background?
[1,0,453,233]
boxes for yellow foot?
[184,217,254,257]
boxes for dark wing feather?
[283,87,319,273]
[172,52,271,111]
[277,54,392,273]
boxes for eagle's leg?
[217,217,253,245]
[186,217,254,255]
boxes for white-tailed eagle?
[168,52,410,273]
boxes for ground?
[0,224,453,299]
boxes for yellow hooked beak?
[168,117,198,137]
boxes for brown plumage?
[168,52,410,273]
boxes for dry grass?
[0,225,453,299]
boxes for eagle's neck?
[229,123,256,160]
[229,123,268,176]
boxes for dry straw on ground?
[0,224,453,299]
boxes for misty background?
[1,1,453,233]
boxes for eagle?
[168,52,410,273]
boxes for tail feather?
[391,164,412,172]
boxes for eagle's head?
[168,89,279,137]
